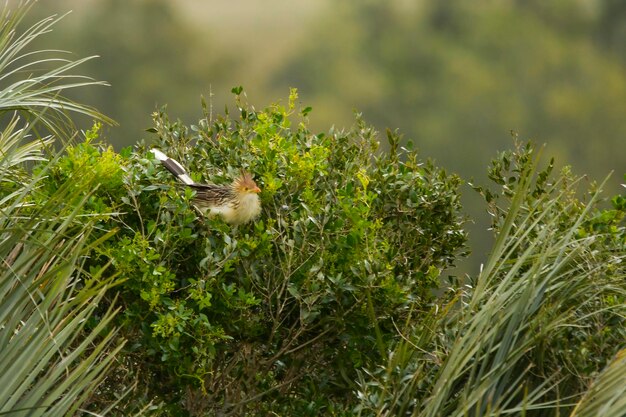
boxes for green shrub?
[46,89,467,415]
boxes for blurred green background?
[23,0,626,268]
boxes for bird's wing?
[189,183,233,206]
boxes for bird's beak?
[253,186,261,193]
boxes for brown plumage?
[151,149,262,225]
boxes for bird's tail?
[150,149,195,185]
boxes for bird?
[150,149,261,225]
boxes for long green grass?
[0,162,123,416]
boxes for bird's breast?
[207,193,260,225]
[235,193,262,224]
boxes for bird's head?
[232,171,261,195]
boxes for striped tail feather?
[150,149,195,185]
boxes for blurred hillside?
[18,0,626,267]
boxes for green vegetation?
[1,2,625,417]
[355,145,625,416]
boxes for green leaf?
[301,106,313,116]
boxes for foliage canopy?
[42,88,467,415]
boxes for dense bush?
[39,89,468,415]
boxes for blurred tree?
[270,0,626,192]
[597,0,626,62]
[29,0,233,147]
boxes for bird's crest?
[233,171,261,194]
